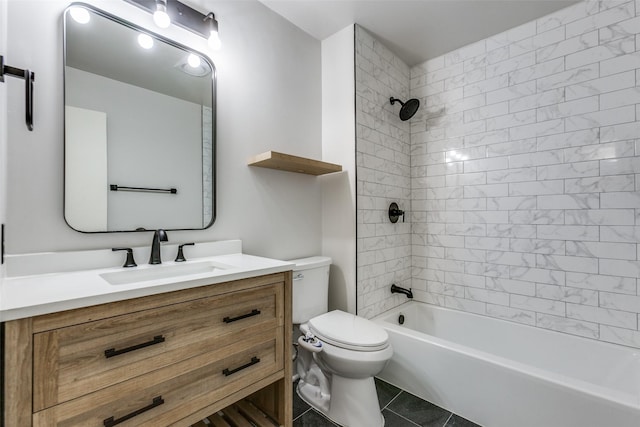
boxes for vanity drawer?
[33,330,282,427]
[33,283,283,411]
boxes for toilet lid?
[308,310,389,351]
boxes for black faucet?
[149,229,168,265]
[391,284,413,299]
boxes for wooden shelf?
[248,151,342,176]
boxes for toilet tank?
[288,256,331,324]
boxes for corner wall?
[411,0,640,349]
[355,26,412,318]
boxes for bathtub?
[373,302,640,427]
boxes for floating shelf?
[248,151,342,176]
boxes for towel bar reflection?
[110,185,177,194]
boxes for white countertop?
[0,241,294,321]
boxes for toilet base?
[297,375,385,427]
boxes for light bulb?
[153,1,170,28]
[187,54,201,68]
[208,30,222,50]
[69,6,90,24]
[138,33,154,49]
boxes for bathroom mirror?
[63,3,215,232]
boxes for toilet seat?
[308,310,389,352]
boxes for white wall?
[411,0,640,349]
[321,25,356,313]
[0,0,7,279]
[5,0,322,260]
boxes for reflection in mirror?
[64,4,215,232]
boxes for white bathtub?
[373,302,640,427]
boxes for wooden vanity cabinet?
[3,271,292,427]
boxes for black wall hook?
[0,55,35,131]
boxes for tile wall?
[355,26,413,318]
[411,0,640,348]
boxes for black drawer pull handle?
[223,356,260,376]
[223,309,261,323]
[104,335,165,359]
[103,395,164,427]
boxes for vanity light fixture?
[125,0,221,51]
[153,0,171,29]
[69,6,91,24]
[204,13,222,50]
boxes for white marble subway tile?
[446,120,487,139]
[566,272,637,293]
[536,254,599,273]
[487,195,537,211]
[445,146,486,163]
[600,291,640,311]
[566,35,635,69]
[486,277,536,295]
[537,225,600,241]
[601,50,640,76]
[464,183,508,198]
[426,210,462,223]
[463,102,509,123]
[601,87,640,110]
[565,1,635,38]
[600,258,640,277]
[537,128,599,151]
[537,161,600,180]
[600,158,640,176]
[601,191,640,208]
[445,223,487,237]
[509,209,565,224]
[444,296,487,315]
[465,236,510,251]
[536,96,599,121]
[510,88,565,114]
[487,139,537,157]
[537,0,599,33]
[532,26,568,51]
[445,271,486,288]
[567,240,636,260]
[444,172,486,187]
[537,31,599,63]
[537,193,599,209]
[600,225,640,242]
[466,288,510,305]
[426,63,464,84]
[486,45,510,65]
[510,150,564,168]
[511,295,567,316]
[537,63,599,92]
[509,180,564,196]
[426,162,464,177]
[566,106,636,132]
[566,173,635,193]
[486,303,536,325]
[509,57,565,86]
[565,141,635,162]
[487,110,537,131]
[445,41,487,66]
[566,70,635,100]
[487,224,537,238]
[486,52,535,79]
[445,247,487,263]
[427,234,466,248]
[464,210,509,224]
[487,21,537,51]
[599,15,640,43]
[464,53,488,73]
[463,157,509,173]
[600,121,640,142]
[509,119,565,141]
[565,208,635,225]
[445,198,487,211]
[567,303,638,329]
[536,283,598,305]
[510,238,566,255]
[487,250,536,267]
[464,74,509,98]
[536,313,599,338]
[600,325,640,347]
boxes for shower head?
[390,97,420,121]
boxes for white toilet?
[290,256,393,427]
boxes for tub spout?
[391,284,413,299]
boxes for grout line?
[292,407,312,422]
[380,389,403,411]
[384,408,422,427]
[442,412,454,427]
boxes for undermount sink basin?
[100,261,231,285]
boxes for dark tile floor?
[293,378,481,427]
